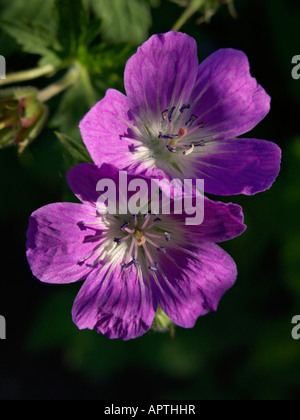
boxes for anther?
[197,121,206,128]
[185,114,198,127]
[161,109,169,121]
[183,144,194,156]
[164,232,171,241]
[168,106,175,122]
[179,104,190,113]
[148,262,159,272]
[120,222,130,231]
[159,132,178,140]
[157,246,167,254]
[166,145,177,153]
[194,139,205,147]
[121,260,136,270]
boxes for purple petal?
[183,198,247,242]
[26,203,102,284]
[190,48,270,139]
[153,242,237,328]
[192,138,282,195]
[124,31,199,116]
[67,162,120,205]
[72,263,157,340]
[79,89,136,168]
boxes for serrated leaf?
[1,19,61,58]
[55,131,92,163]
[89,0,152,44]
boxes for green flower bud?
[0,87,47,153]
[151,306,175,339]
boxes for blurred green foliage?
[0,0,300,400]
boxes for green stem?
[171,0,205,31]
[0,64,56,87]
[78,63,97,107]
[37,67,79,103]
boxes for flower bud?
[0,87,47,153]
[151,306,175,338]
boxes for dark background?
[0,0,300,400]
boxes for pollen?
[134,229,147,246]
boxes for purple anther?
[185,114,198,128]
[168,106,176,122]
[157,246,167,254]
[166,145,177,153]
[179,104,191,113]
[120,222,130,231]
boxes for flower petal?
[79,89,136,168]
[67,162,120,205]
[153,242,237,328]
[182,198,246,242]
[189,48,270,139]
[26,203,101,284]
[191,138,282,195]
[124,31,199,117]
[72,263,157,340]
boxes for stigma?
[158,102,206,156]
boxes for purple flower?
[26,163,246,340]
[80,31,281,196]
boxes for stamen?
[168,106,175,122]
[113,235,130,244]
[157,246,167,254]
[144,218,162,230]
[121,260,135,270]
[120,222,130,231]
[161,109,169,121]
[183,144,194,156]
[148,265,158,272]
[164,232,171,241]
[166,145,177,153]
[141,213,151,229]
[179,104,190,113]
[159,132,178,140]
[195,139,205,146]
[185,114,198,128]
[142,243,155,266]
[197,121,206,128]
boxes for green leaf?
[54,0,89,55]
[89,0,152,44]
[55,131,92,164]
[0,19,61,58]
